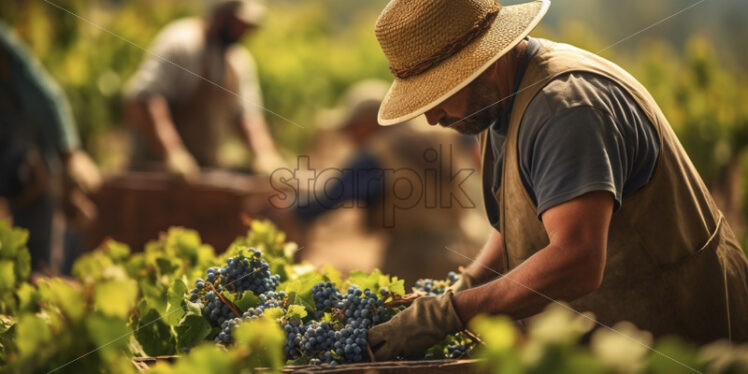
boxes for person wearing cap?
[295,80,482,284]
[367,0,748,360]
[0,22,102,274]
[124,0,282,178]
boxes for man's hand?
[165,149,200,182]
[447,271,477,294]
[368,291,463,360]
[64,149,102,194]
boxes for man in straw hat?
[124,0,283,178]
[367,0,748,360]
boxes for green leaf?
[37,278,85,320]
[16,314,51,357]
[0,261,15,291]
[0,315,15,334]
[16,282,39,312]
[85,314,131,359]
[347,269,382,292]
[286,305,307,319]
[164,278,187,326]
[380,275,405,297]
[235,291,260,312]
[0,221,28,259]
[234,316,284,371]
[321,264,342,286]
[170,343,236,374]
[279,272,322,310]
[175,314,212,350]
[134,308,177,356]
[262,307,285,320]
[95,279,138,319]
[14,247,30,282]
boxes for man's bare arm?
[237,111,284,174]
[453,190,613,322]
[124,96,198,178]
[462,229,505,284]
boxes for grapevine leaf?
[95,279,138,319]
[347,269,382,292]
[380,275,405,297]
[235,291,260,311]
[15,282,38,312]
[234,316,284,371]
[169,343,235,374]
[164,278,187,326]
[85,315,131,359]
[286,305,307,319]
[134,308,177,356]
[14,247,30,282]
[16,314,51,357]
[0,315,15,333]
[0,222,27,258]
[262,307,285,320]
[37,278,85,320]
[139,281,167,315]
[175,314,212,350]
[0,261,15,291]
[321,264,342,286]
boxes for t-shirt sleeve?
[229,47,264,121]
[124,27,189,101]
[522,106,627,217]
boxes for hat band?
[389,7,501,79]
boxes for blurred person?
[0,22,102,274]
[367,0,748,360]
[124,0,282,179]
[294,80,485,285]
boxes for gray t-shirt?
[485,38,660,228]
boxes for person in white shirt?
[124,0,282,179]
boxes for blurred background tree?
[1,0,747,245]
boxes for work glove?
[448,271,477,294]
[65,149,102,194]
[368,290,464,361]
[165,149,200,182]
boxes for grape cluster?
[412,271,461,296]
[312,282,343,317]
[342,286,390,327]
[283,320,306,360]
[334,319,369,363]
[446,343,468,358]
[300,322,335,354]
[258,290,287,311]
[219,250,280,295]
[202,290,237,327]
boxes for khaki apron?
[170,48,241,167]
[481,39,748,343]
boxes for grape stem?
[366,343,376,362]
[208,282,242,318]
[460,329,484,346]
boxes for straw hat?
[210,0,266,26]
[375,0,550,125]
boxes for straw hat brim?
[378,0,550,126]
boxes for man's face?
[424,74,503,135]
[216,14,255,46]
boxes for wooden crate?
[85,170,278,252]
[132,356,481,373]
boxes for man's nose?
[425,108,444,126]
